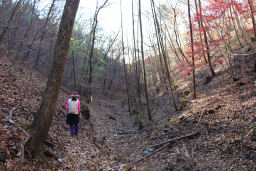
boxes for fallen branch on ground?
[191,136,201,159]
[7,105,19,124]
[227,50,256,56]
[131,142,170,165]
[114,131,141,135]
[130,131,200,166]
[21,136,30,163]
[8,105,31,163]
[196,110,206,129]
[148,131,200,149]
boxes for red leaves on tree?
[247,28,256,35]
[179,0,253,77]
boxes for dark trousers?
[66,114,79,135]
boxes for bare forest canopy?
[0,0,256,100]
[0,0,255,170]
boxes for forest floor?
[0,52,255,170]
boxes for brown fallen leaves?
[0,51,255,170]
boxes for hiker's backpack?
[68,99,78,114]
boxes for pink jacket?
[66,99,80,114]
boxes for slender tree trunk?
[151,9,168,91]
[88,18,97,103]
[172,8,190,64]
[23,27,41,61]
[228,2,243,48]
[72,51,77,90]
[163,21,182,63]
[188,0,196,98]
[132,0,142,107]
[0,0,23,44]
[15,0,37,60]
[230,0,248,46]
[34,0,56,69]
[139,0,152,120]
[7,1,30,58]
[198,0,215,77]
[151,0,178,111]
[194,0,207,63]
[26,0,80,158]
[252,0,256,72]
[248,0,256,38]
[87,0,109,103]
[120,0,131,114]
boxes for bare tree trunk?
[71,51,77,90]
[120,0,131,114]
[26,0,80,158]
[198,0,215,77]
[194,0,207,63]
[163,21,182,63]
[132,0,142,107]
[139,0,152,121]
[7,1,30,58]
[34,0,56,69]
[151,0,178,111]
[87,0,109,103]
[172,8,190,65]
[88,18,97,103]
[15,0,37,60]
[230,0,249,46]
[151,10,168,91]
[188,0,196,98]
[23,27,41,61]
[0,0,23,44]
[248,0,256,38]
[228,1,243,48]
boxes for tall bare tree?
[188,0,196,98]
[132,0,142,108]
[138,0,152,120]
[198,0,215,77]
[248,0,256,38]
[87,0,109,103]
[34,0,56,69]
[151,0,178,111]
[120,0,131,114]
[25,0,80,158]
[15,0,38,60]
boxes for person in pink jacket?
[66,92,80,136]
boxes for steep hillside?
[0,57,120,170]
[0,52,255,170]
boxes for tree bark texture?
[26,0,80,157]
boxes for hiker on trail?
[66,92,80,136]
